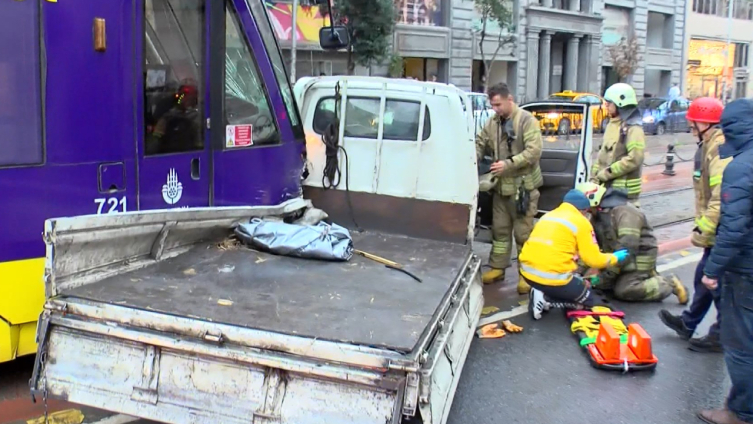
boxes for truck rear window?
[313,97,431,141]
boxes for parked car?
[638,96,692,135]
[539,90,610,134]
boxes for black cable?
[321,121,341,189]
[320,84,361,232]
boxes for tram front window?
[224,5,279,145]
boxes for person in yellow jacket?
[659,96,730,354]
[476,82,543,293]
[519,189,629,320]
[591,83,645,206]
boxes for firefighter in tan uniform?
[580,183,688,303]
[591,83,645,206]
[659,97,730,353]
[476,82,543,293]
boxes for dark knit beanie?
[563,189,591,210]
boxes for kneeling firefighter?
[579,182,689,303]
[591,83,645,206]
[519,189,629,320]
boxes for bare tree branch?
[608,36,641,81]
[472,0,515,92]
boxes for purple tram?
[0,0,305,363]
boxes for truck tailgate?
[31,202,483,424]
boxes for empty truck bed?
[64,231,472,353]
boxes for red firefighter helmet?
[686,97,724,123]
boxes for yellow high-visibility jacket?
[519,203,618,286]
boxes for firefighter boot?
[482,268,505,284]
[670,274,689,305]
[517,276,531,295]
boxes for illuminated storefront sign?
[686,38,735,99]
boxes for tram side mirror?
[319,26,350,50]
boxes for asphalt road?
[448,249,727,424]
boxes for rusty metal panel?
[279,375,397,424]
[303,186,472,244]
[38,325,398,424]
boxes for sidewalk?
[642,160,693,193]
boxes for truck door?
[138,0,211,210]
[521,102,592,212]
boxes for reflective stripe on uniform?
[618,227,641,237]
[635,255,655,271]
[492,240,509,254]
[626,140,644,151]
[520,263,573,282]
[528,236,554,246]
[611,163,622,174]
[696,216,716,234]
[540,216,578,234]
[709,175,722,187]
[643,276,661,300]
[613,178,641,194]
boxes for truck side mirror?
[319,26,350,50]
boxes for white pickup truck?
[30,77,594,424]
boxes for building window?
[693,0,753,20]
[735,79,748,99]
[403,57,441,81]
[394,0,444,26]
[647,12,673,49]
[734,42,749,68]
[0,0,44,167]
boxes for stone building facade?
[268,0,686,99]
[683,0,752,100]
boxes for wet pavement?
[452,248,727,424]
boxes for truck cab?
[292,78,594,228]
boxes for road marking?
[657,252,703,273]
[477,304,528,328]
[90,415,139,424]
